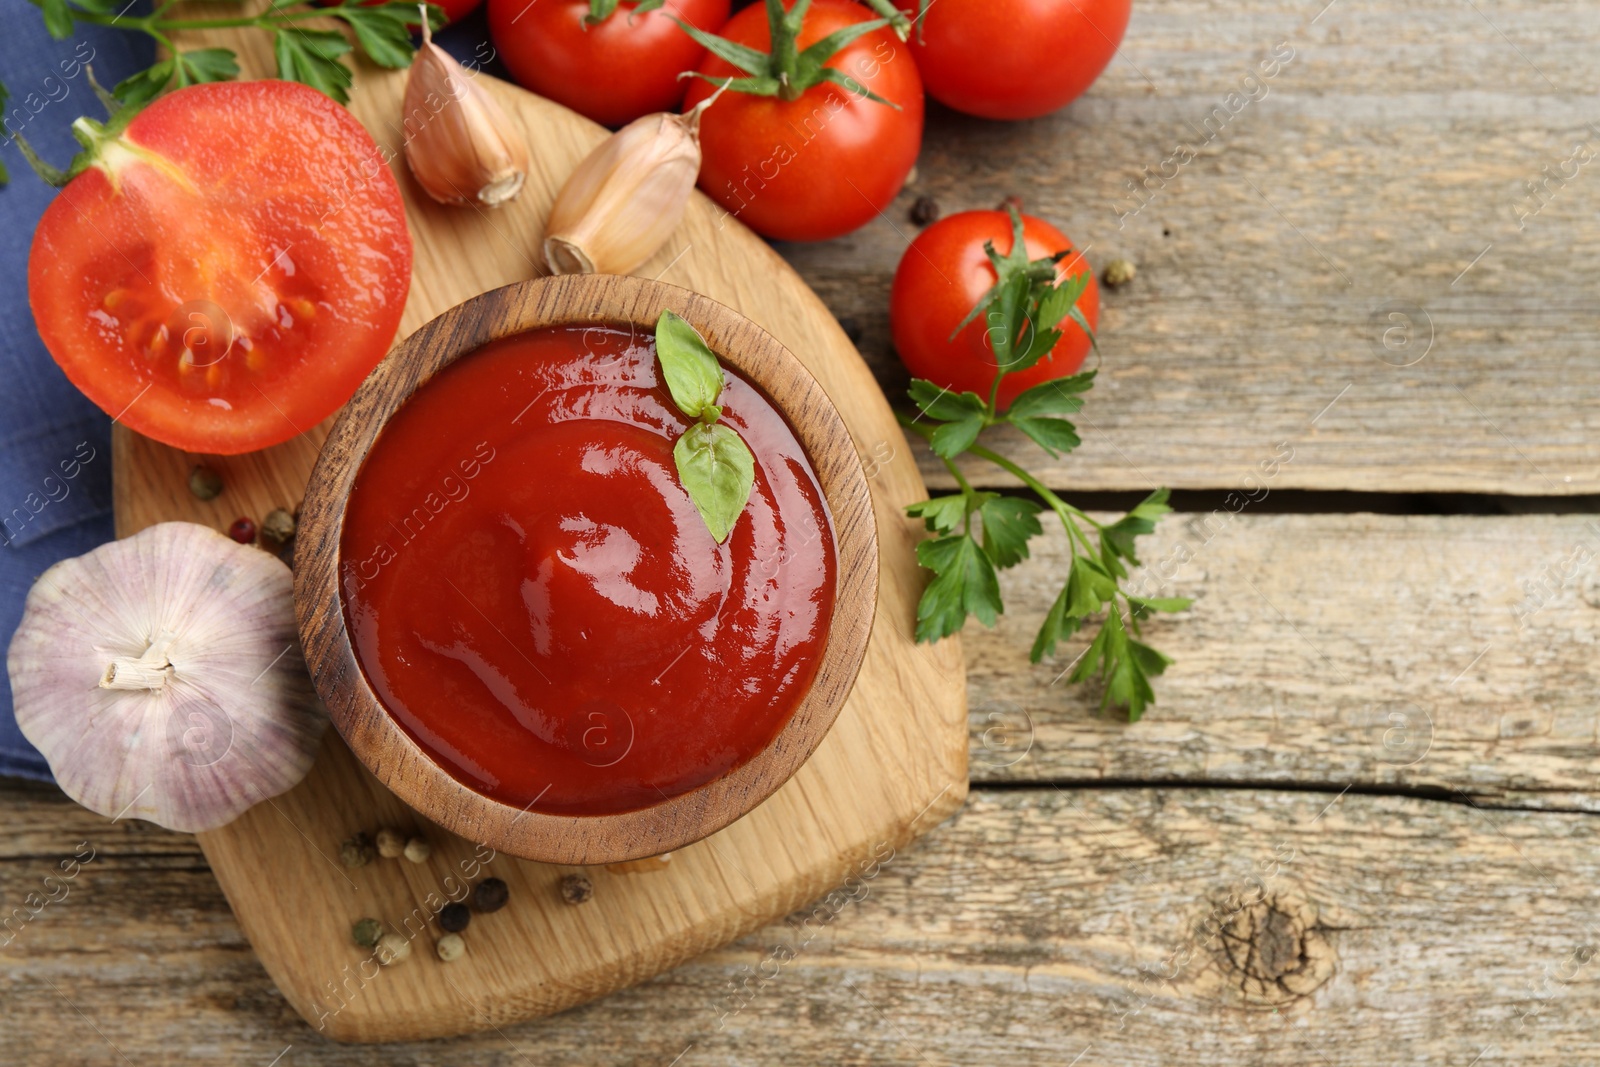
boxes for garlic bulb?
[7,522,325,833]
[543,84,729,276]
[403,15,529,208]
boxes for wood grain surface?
[6,783,1599,1065]
[294,275,880,865]
[786,0,1600,496]
[105,14,966,1044]
[964,512,1600,809]
[9,0,1600,1057]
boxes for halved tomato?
[28,80,413,455]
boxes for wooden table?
[7,0,1600,1061]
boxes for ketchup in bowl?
[338,324,838,816]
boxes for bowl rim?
[293,275,879,865]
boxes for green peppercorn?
[439,902,471,933]
[188,466,223,501]
[473,877,509,912]
[340,832,375,868]
[351,918,382,948]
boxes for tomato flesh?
[896,0,1129,120]
[684,0,924,242]
[28,80,412,455]
[340,326,837,815]
[891,211,1099,410]
[488,0,732,127]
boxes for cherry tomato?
[488,0,732,127]
[433,0,482,22]
[890,210,1099,410]
[683,0,924,242]
[28,81,412,455]
[896,0,1129,120]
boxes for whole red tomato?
[891,210,1098,410]
[896,0,1129,120]
[28,81,412,455]
[683,0,924,242]
[488,0,731,127]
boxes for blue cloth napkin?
[0,8,153,780]
[0,6,500,782]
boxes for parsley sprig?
[3,0,441,185]
[4,0,441,185]
[900,208,1189,721]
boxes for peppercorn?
[227,517,257,545]
[439,901,471,933]
[260,507,296,547]
[473,877,509,912]
[436,933,466,962]
[376,932,412,965]
[909,195,940,227]
[836,315,864,345]
[559,874,594,905]
[1102,258,1138,288]
[339,832,375,868]
[997,194,1024,213]
[374,828,405,859]
[351,918,382,948]
[403,836,432,864]
[188,466,223,501]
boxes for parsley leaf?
[333,4,416,69]
[907,379,987,458]
[906,493,991,535]
[914,534,1002,642]
[273,28,355,103]
[1100,488,1174,577]
[977,496,1043,569]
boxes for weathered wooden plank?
[961,511,1600,807]
[780,0,1600,494]
[4,785,1597,1064]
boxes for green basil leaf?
[655,310,725,420]
[674,422,755,543]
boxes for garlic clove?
[543,85,730,277]
[403,16,530,208]
[7,521,325,833]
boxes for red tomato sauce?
[339,325,837,816]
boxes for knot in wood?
[1204,892,1337,1007]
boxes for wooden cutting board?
[109,20,968,1044]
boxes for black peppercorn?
[997,194,1024,213]
[439,901,471,932]
[909,195,940,226]
[559,874,594,905]
[473,877,509,912]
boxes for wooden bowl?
[293,275,878,865]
